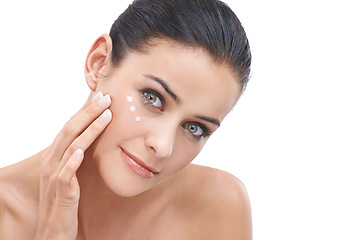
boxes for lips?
[120,147,159,179]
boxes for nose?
[144,120,176,159]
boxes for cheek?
[106,100,142,141]
[102,94,152,143]
[163,137,205,177]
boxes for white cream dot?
[126,96,133,102]
[135,116,141,122]
[130,105,136,112]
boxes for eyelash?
[140,89,212,141]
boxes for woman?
[0,0,252,239]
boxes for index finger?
[46,92,111,163]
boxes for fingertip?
[98,109,112,122]
[92,91,103,103]
[72,149,84,160]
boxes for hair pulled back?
[109,0,251,91]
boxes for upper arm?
[203,170,252,240]
[220,174,252,239]
[0,166,35,239]
[163,165,252,240]
[0,170,7,238]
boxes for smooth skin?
[0,35,252,240]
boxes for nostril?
[149,146,156,153]
[145,133,175,158]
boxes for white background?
[0,0,346,239]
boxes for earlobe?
[84,34,113,91]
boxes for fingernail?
[92,91,103,102]
[73,149,84,159]
[97,94,111,107]
[98,109,112,122]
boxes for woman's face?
[88,39,241,197]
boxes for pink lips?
[120,148,158,179]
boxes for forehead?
[115,39,241,120]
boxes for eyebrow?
[143,74,180,103]
[196,115,221,127]
[143,74,221,127]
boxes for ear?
[84,34,113,91]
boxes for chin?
[102,172,161,198]
[96,153,158,198]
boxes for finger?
[58,109,112,171]
[71,91,105,120]
[41,92,99,172]
[58,149,83,183]
[72,91,100,115]
[47,93,111,163]
[57,149,84,196]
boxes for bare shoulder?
[0,154,41,239]
[176,164,252,240]
[0,156,40,204]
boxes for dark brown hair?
[109,0,251,92]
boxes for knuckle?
[61,122,75,137]
[40,160,54,177]
[41,170,57,186]
[41,166,52,179]
[89,121,104,134]
[66,146,75,156]
[85,104,99,116]
[48,173,58,184]
[57,173,70,186]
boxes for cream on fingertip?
[98,109,112,122]
[92,91,103,102]
[97,94,111,107]
[72,149,84,159]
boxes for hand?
[34,92,112,240]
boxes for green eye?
[187,123,203,136]
[146,93,157,103]
[143,91,163,109]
